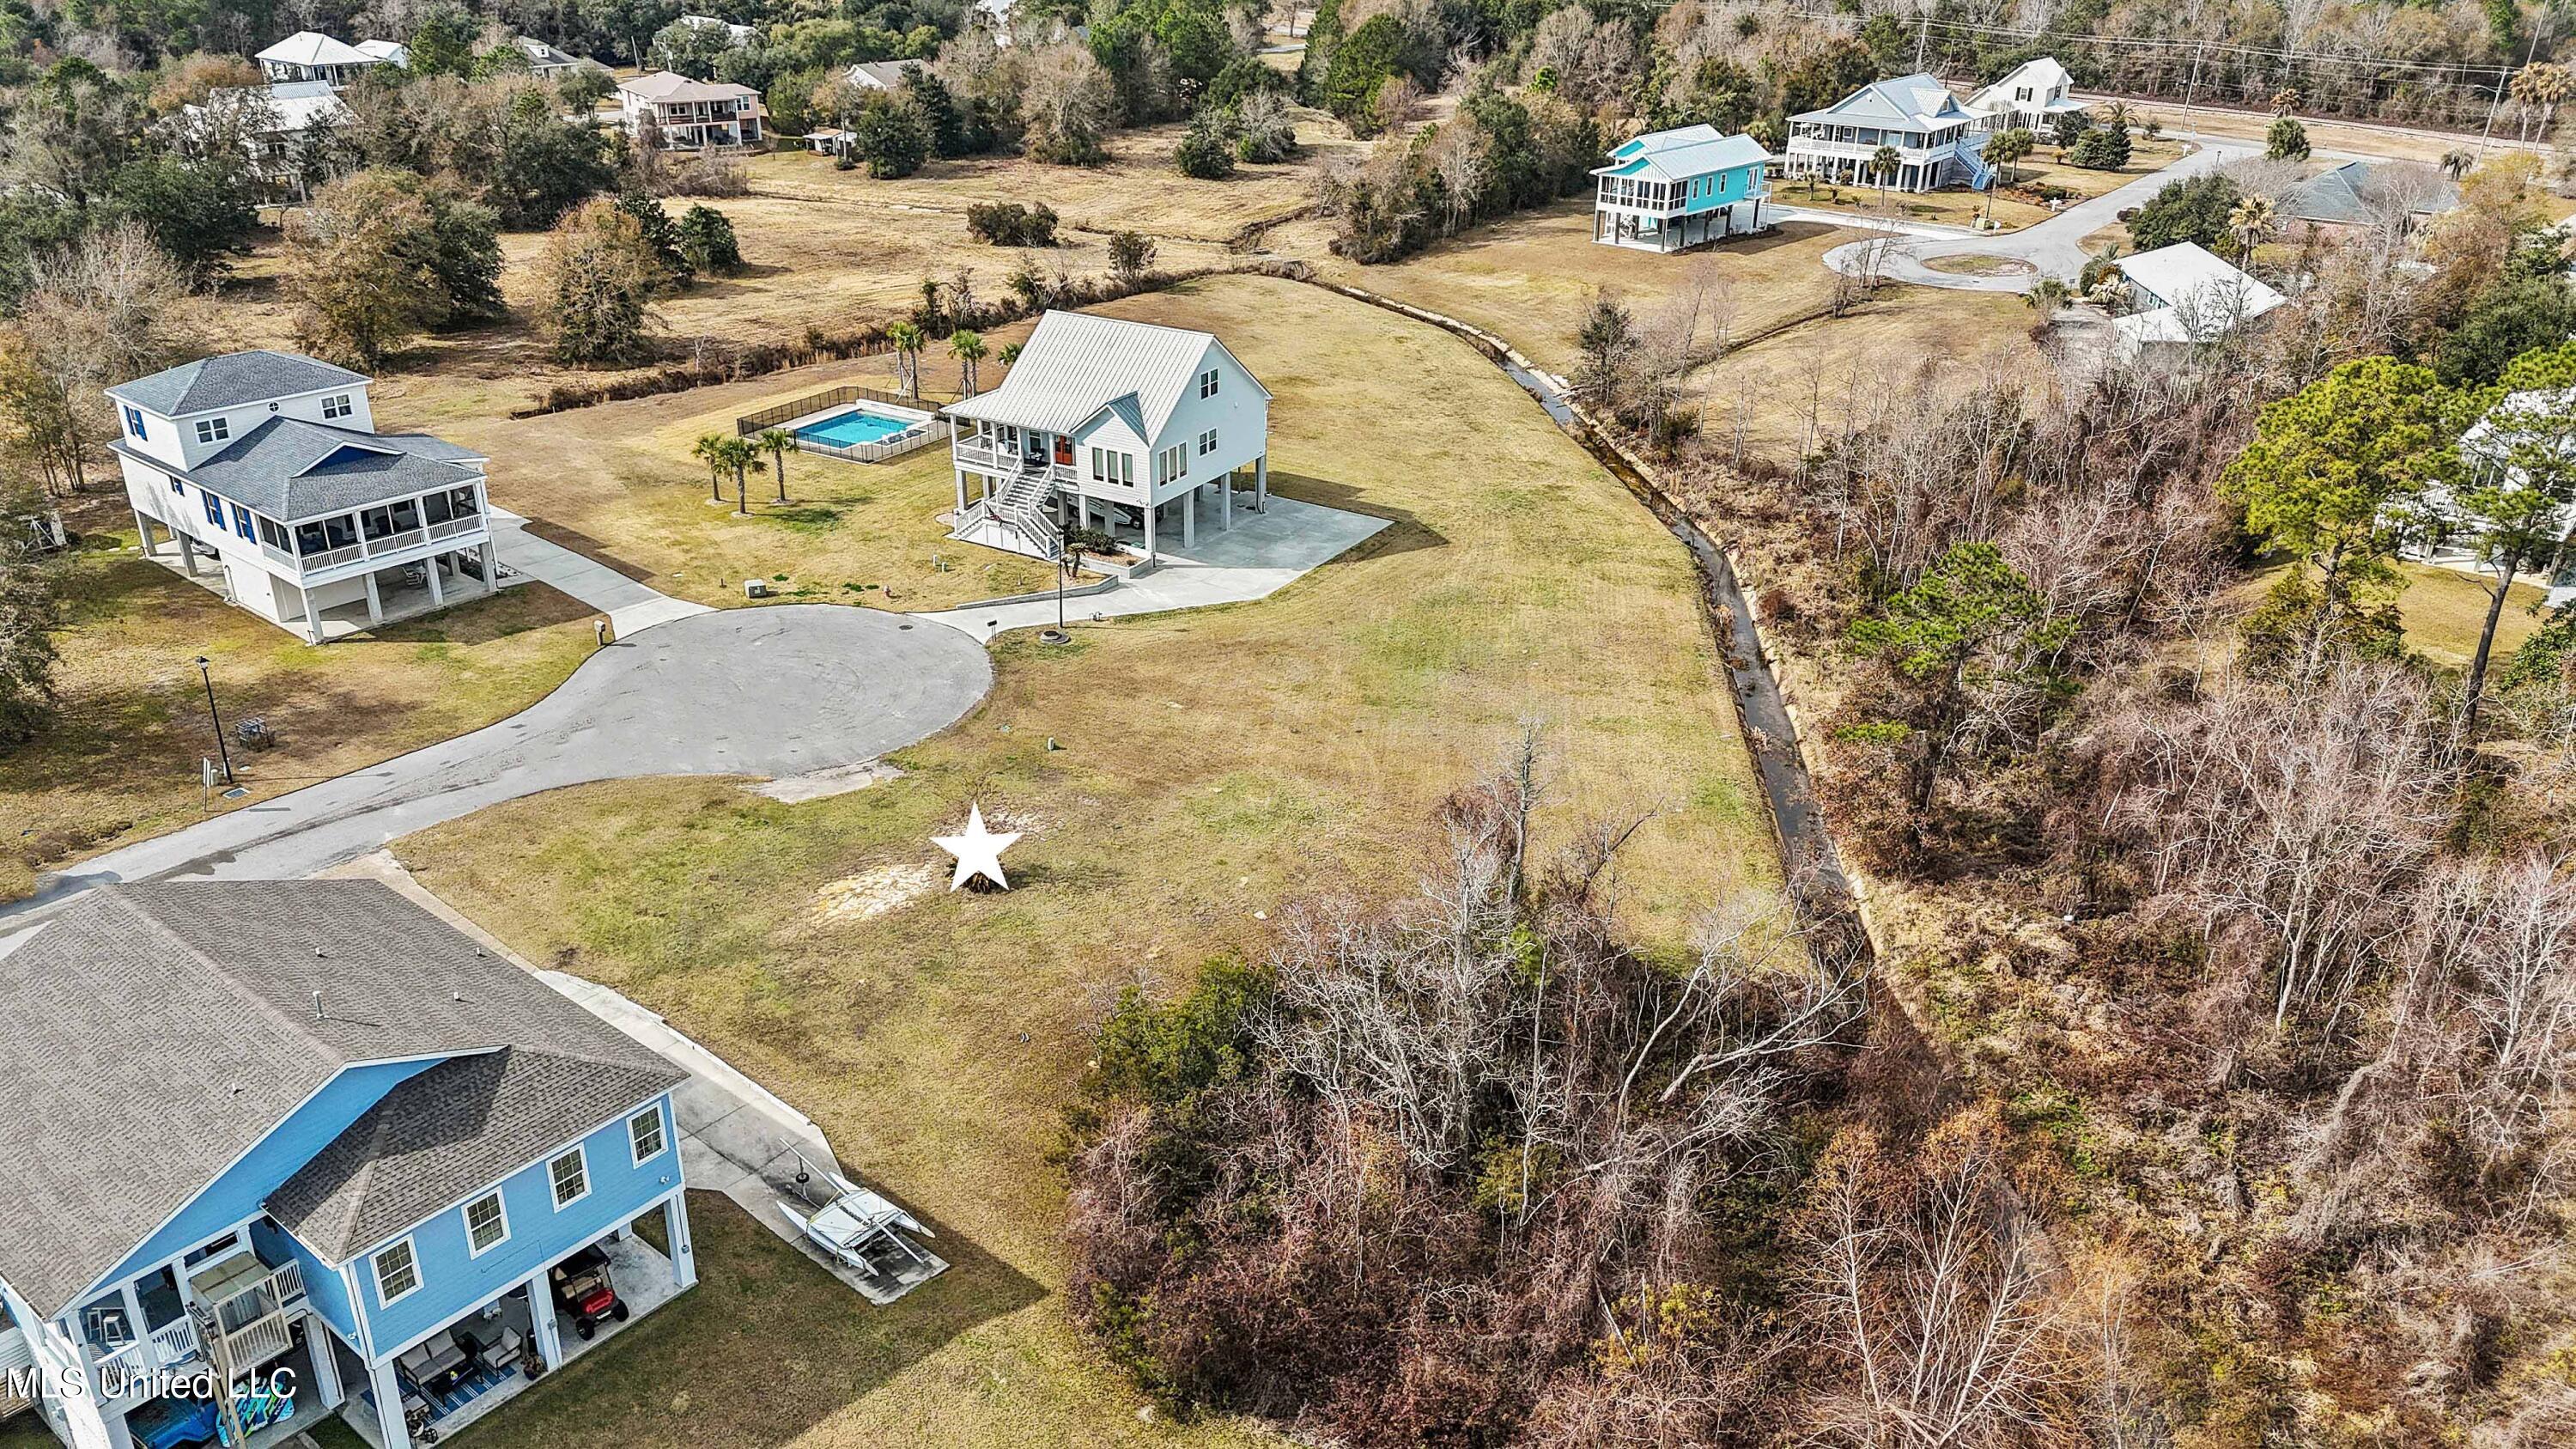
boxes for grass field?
[1685,285,2045,466]
[430,332,1066,612]
[2394,561,2552,668]
[0,502,594,903]
[1284,199,1862,375]
[1771,135,2189,231]
[391,273,1780,1449]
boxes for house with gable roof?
[2107,242,2287,362]
[1965,57,2085,134]
[615,70,765,149]
[255,33,392,88]
[0,881,696,1449]
[1590,125,1773,253]
[106,350,501,643]
[1785,72,1991,192]
[940,310,1273,566]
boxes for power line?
[1780,6,2530,87]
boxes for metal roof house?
[941,310,1273,566]
[615,70,765,149]
[255,33,392,88]
[182,82,350,201]
[1591,125,1773,253]
[1965,57,2084,133]
[0,881,696,1449]
[2108,242,2287,362]
[106,351,503,643]
[1785,73,1991,192]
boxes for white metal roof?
[258,31,378,67]
[944,310,1269,439]
[1791,73,1971,129]
[621,70,760,103]
[1592,125,1771,181]
[195,80,352,133]
[351,39,409,64]
[2112,242,2286,347]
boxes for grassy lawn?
[432,331,1066,613]
[1684,284,2045,466]
[391,272,1778,1448]
[0,502,594,904]
[2395,561,2552,668]
[746,110,1351,244]
[1282,198,1864,375]
[1771,136,2189,231]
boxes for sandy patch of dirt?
[812,861,941,922]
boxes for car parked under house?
[106,350,502,643]
[0,881,696,1449]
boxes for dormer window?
[195,417,230,445]
[1199,368,1219,399]
[322,393,352,420]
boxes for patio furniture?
[466,1324,526,1373]
[397,1328,468,1391]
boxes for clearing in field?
[392,272,1780,1449]
[1282,198,1863,375]
[0,506,594,904]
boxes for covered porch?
[337,1206,690,1449]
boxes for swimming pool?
[795,406,920,448]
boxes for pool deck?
[773,399,946,461]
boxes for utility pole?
[2479,63,2509,160]
[1914,11,1929,73]
[2182,42,2205,140]
[194,655,234,787]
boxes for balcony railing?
[280,520,486,577]
[954,444,1077,485]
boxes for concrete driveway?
[1823,133,2255,290]
[6,605,991,919]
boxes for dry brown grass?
[1772,136,2190,231]
[0,497,594,903]
[394,274,1780,1448]
[1282,198,1862,374]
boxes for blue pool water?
[795,407,917,447]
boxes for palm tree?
[2098,100,2134,134]
[950,330,987,399]
[2228,194,2276,264]
[2022,277,2074,316]
[691,433,728,502]
[997,340,1023,369]
[1985,126,2033,186]
[886,321,925,399]
[1869,143,1901,199]
[2440,149,2475,180]
[756,428,795,502]
[716,435,764,516]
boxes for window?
[202,490,225,529]
[232,503,254,540]
[169,476,185,496]
[1197,429,1218,456]
[629,1106,666,1165]
[464,1190,509,1255]
[1118,453,1134,484]
[123,405,146,440]
[194,417,229,445]
[321,393,352,421]
[548,1147,589,1209]
[258,517,289,551]
[373,1239,421,1305]
[1198,368,1219,399]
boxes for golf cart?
[547,1245,629,1341]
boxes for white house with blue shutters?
[107,351,501,643]
[1591,125,1773,253]
[0,882,696,1449]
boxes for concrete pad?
[920,495,1392,642]
[487,508,712,639]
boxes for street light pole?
[1042,518,1072,645]
[195,655,234,786]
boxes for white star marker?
[933,802,1022,892]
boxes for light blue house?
[1591,125,1774,253]
[0,882,696,1449]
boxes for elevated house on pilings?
[939,311,1273,569]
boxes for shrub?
[2128,172,2241,251]
[2068,125,2130,169]
[2266,114,2311,161]
[1173,113,1236,180]
[677,204,742,276]
[853,94,930,180]
[966,201,1060,246]
[1108,230,1157,281]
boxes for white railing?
[1789,137,1962,165]
[423,514,484,543]
[149,1318,200,1366]
[222,1314,291,1369]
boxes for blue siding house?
[0,883,695,1449]
[1592,125,1774,253]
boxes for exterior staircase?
[1955,131,1996,192]
[949,463,1062,563]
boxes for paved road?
[1822,133,2255,291]
[5,606,991,920]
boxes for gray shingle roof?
[945,309,1267,440]
[106,350,368,417]
[2280,160,2460,225]
[118,416,485,523]
[0,882,683,1318]
[1791,72,1971,129]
